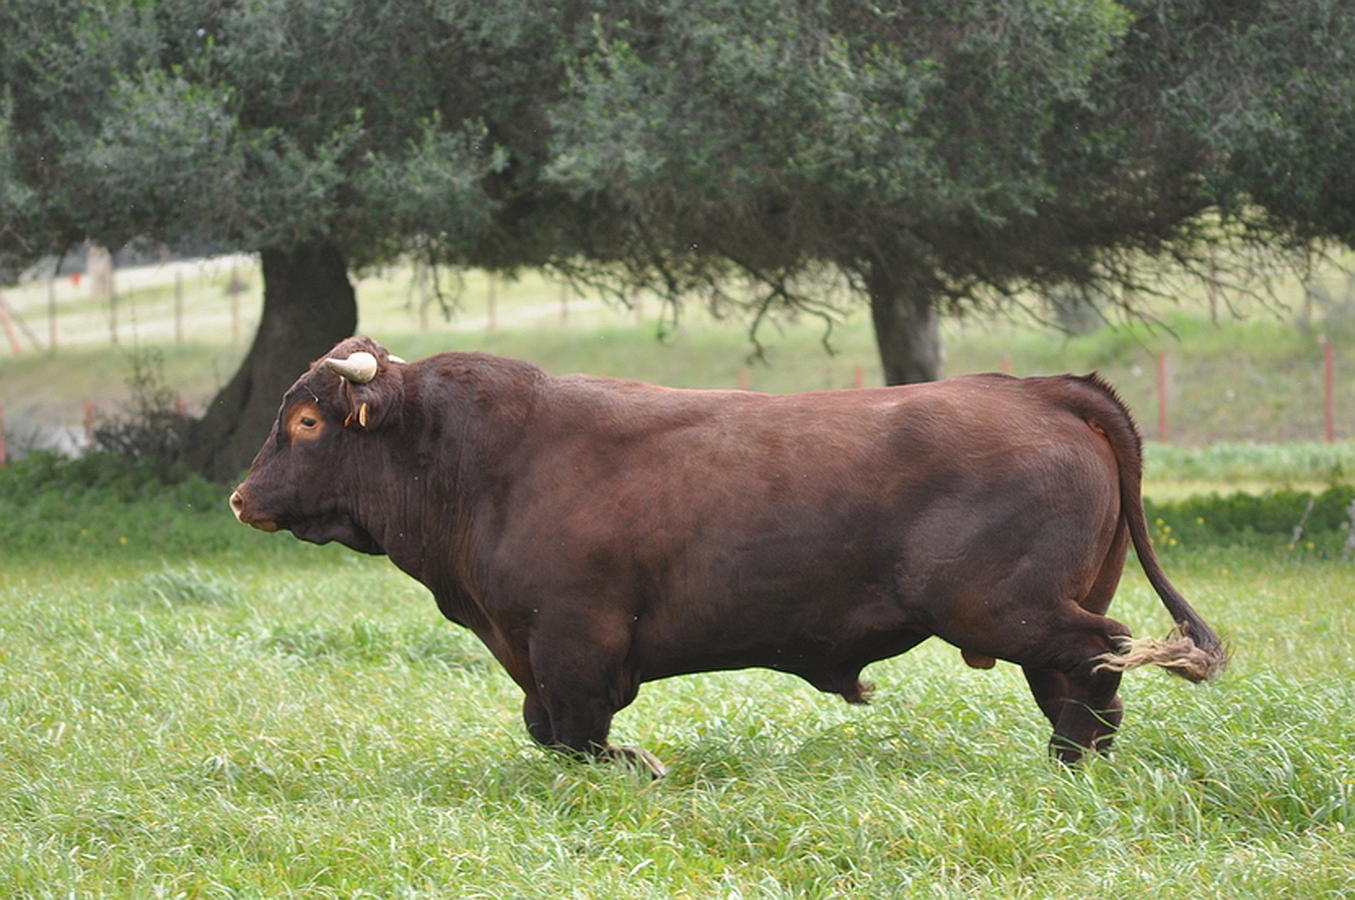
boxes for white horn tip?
[387,354,406,364]
[324,351,379,384]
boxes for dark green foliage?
[1145,486,1355,548]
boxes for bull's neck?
[365,368,537,626]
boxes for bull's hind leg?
[1028,607,1131,764]
[1022,667,1070,731]
[1024,522,1131,760]
[1047,660,1124,763]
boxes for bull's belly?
[631,589,927,695]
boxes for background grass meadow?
[2,258,1354,896]
[3,251,1354,447]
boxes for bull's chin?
[289,519,384,556]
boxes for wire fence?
[0,256,1350,462]
[1,343,1347,467]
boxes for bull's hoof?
[1048,732,1115,766]
[609,744,668,778]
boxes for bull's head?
[229,336,406,554]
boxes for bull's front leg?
[521,688,666,777]
[521,611,665,777]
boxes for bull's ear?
[329,353,403,431]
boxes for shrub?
[90,346,193,480]
[1144,485,1355,551]
[0,450,238,557]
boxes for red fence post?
[1156,352,1169,442]
[853,365,864,389]
[1324,340,1336,443]
[0,292,23,354]
[737,368,749,391]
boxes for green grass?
[2,469,1353,897]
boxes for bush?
[1144,485,1355,552]
[90,346,193,479]
[0,450,240,557]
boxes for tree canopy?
[545,0,1355,380]
[2,0,1352,478]
[0,0,547,477]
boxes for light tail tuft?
[1094,625,1228,683]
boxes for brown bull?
[230,336,1225,774]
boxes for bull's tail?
[1065,374,1228,683]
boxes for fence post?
[1323,339,1336,443]
[853,365,864,389]
[737,368,749,391]
[174,270,184,344]
[1156,352,1169,442]
[0,292,23,354]
[487,274,497,332]
[1000,356,1012,375]
[226,267,244,344]
[84,400,96,446]
[48,273,58,352]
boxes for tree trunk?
[867,263,942,385]
[183,241,356,482]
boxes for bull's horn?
[388,354,406,364]
[324,351,378,384]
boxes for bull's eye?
[287,404,325,442]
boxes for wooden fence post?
[1323,339,1336,443]
[48,274,58,352]
[737,368,750,391]
[1156,352,1169,442]
[226,267,245,344]
[108,292,119,347]
[0,292,23,354]
[487,274,497,332]
[174,270,184,344]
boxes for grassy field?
[1,470,1352,897]
[2,256,1353,896]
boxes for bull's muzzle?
[229,488,279,532]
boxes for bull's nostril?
[229,489,246,521]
